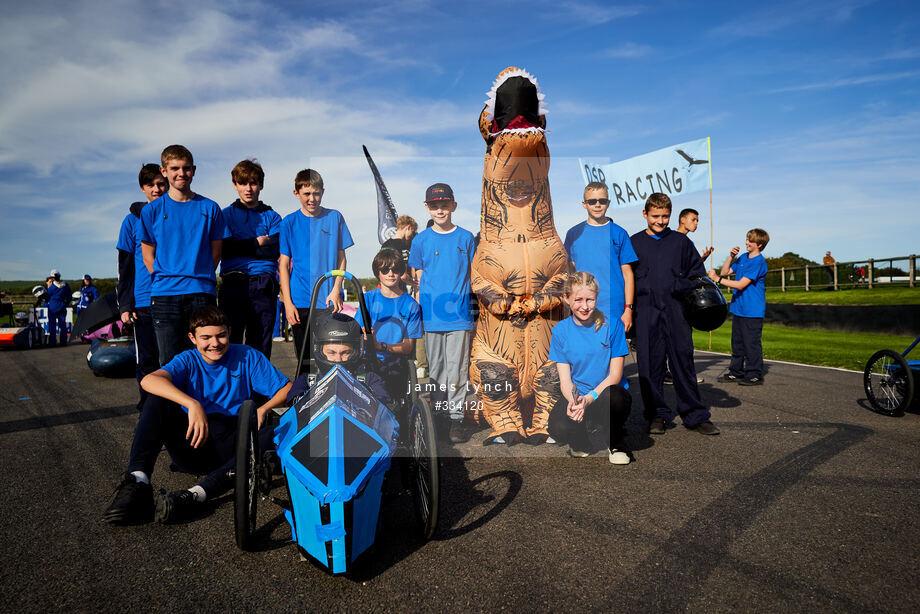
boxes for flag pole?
[708,137,713,351]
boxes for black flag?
[363,145,398,245]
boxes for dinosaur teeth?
[483,67,547,122]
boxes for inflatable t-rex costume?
[469,67,569,444]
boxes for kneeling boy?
[103,306,291,525]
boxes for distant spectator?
[45,269,71,346]
[77,275,99,315]
[823,251,836,290]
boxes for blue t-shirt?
[548,315,629,396]
[162,345,289,417]
[365,289,423,360]
[279,208,354,308]
[564,220,638,319]
[408,226,476,332]
[729,252,768,318]
[139,193,225,297]
[220,202,282,276]
[117,211,153,308]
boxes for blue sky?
[1,0,918,281]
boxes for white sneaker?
[568,448,590,458]
[546,436,557,444]
[608,449,631,465]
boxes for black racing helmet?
[312,312,364,374]
[683,276,728,332]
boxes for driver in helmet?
[286,312,394,409]
[15,311,29,327]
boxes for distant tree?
[765,252,817,270]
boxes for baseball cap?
[424,183,454,203]
[83,274,92,281]
[50,269,61,278]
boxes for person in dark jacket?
[630,193,719,436]
[218,160,282,358]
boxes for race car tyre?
[234,400,260,550]
[409,396,439,540]
[864,349,914,416]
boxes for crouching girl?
[548,272,633,464]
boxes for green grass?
[694,322,917,371]
[763,285,920,305]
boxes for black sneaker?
[103,473,153,525]
[525,432,549,445]
[739,377,764,386]
[691,421,721,436]
[649,417,667,435]
[448,420,477,444]
[155,489,200,524]
[717,374,741,383]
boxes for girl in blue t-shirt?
[548,272,633,464]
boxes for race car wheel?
[234,400,260,550]
[409,396,439,540]
[864,350,914,416]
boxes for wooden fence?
[766,254,917,291]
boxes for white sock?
[130,471,149,485]
[188,485,206,503]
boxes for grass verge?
[693,322,917,371]
[763,285,919,305]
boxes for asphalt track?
[2,341,919,613]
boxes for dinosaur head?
[479,67,547,143]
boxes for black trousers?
[128,396,238,497]
[218,273,278,358]
[127,395,272,497]
[548,385,632,453]
[150,293,216,366]
[729,316,764,379]
[133,307,159,412]
[634,304,709,427]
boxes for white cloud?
[768,70,920,93]
[599,43,652,59]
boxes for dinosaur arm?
[530,272,568,313]
[472,274,514,315]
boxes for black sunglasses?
[378,265,406,275]
[584,198,610,206]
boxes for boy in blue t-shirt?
[103,306,291,525]
[709,228,770,385]
[365,248,423,405]
[219,159,282,358]
[279,169,354,372]
[140,145,225,366]
[563,181,637,332]
[117,164,167,410]
[408,183,476,443]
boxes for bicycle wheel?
[409,396,440,540]
[864,350,914,416]
[234,400,260,550]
